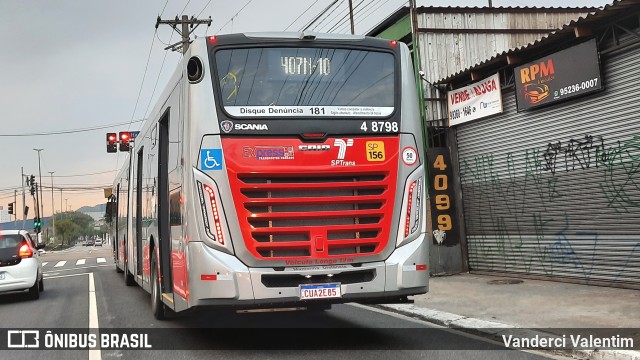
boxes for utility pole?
[488,0,493,7]
[14,190,17,224]
[49,171,55,242]
[348,0,355,34]
[21,167,25,221]
[34,148,44,224]
[155,15,212,54]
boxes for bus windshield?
[213,47,395,118]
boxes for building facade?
[369,5,593,274]
[440,0,640,289]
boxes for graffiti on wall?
[460,134,640,283]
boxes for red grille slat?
[242,195,385,206]
[239,181,386,192]
[251,224,383,235]
[222,136,399,262]
[244,209,385,221]
[254,242,311,249]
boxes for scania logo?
[298,145,331,151]
[220,120,233,133]
[234,123,268,131]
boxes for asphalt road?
[0,244,558,360]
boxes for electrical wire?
[197,0,213,18]
[300,0,340,32]
[0,119,145,137]
[284,0,322,31]
[52,170,117,178]
[311,0,346,32]
[326,0,368,33]
[215,0,254,34]
[142,31,175,128]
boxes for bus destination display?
[281,56,331,75]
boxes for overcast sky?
[0,0,610,217]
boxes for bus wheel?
[151,254,166,320]
[124,265,135,286]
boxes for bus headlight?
[396,166,425,248]
[195,174,234,255]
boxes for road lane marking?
[89,273,102,360]
[76,259,86,265]
[97,258,106,263]
[44,272,91,279]
[43,264,111,274]
[42,262,48,266]
[54,261,67,267]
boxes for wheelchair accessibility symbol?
[201,149,223,170]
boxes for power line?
[301,0,340,32]
[284,0,322,31]
[143,31,175,126]
[197,0,213,18]
[326,0,367,33]
[336,0,380,33]
[127,30,157,132]
[215,0,255,34]
[309,0,345,32]
[0,119,145,137]
[52,170,117,178]
[315,1,350,33]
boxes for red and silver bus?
[108,32,428,319]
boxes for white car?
[0,230,45,300]
[95,239,103,247]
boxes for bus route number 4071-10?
[360,121,398,133]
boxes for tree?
[53,211,96,245]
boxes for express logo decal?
[242,146,294,160]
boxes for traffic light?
[8,202,14,215]
[119,132,132,151]
[34,217,41,233]
[107,133,117,153]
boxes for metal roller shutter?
[455,44,640,287]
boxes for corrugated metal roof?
[439,0,640,84]
[416,10,591,84]
[367,6,598,36]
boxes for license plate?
[299,283,341,300]
[0,273,4,280]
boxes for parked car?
[94,239,103,247]
[0,230,45,300]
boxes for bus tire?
[151,254,167,320]
[124,266,136,286]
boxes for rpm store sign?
[426,148,458,246]
[514,38,603,111]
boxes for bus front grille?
[232,172,394,260]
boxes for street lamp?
[49,171,55,242]
[33,148,44,225]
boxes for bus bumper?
[187,234,428,308]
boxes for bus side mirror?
[105,202,116,221]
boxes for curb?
[373,304,640,360]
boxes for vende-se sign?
[514,38,603,111]
[447,73,502,126]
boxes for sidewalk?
[376,273,640,359]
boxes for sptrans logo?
[332,139,355,167]
[333,139,353,159]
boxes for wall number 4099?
[433,154,452,231]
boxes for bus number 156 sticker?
[366,141,385,161]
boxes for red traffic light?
[119,131,132,151]
[106,133,117,153]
